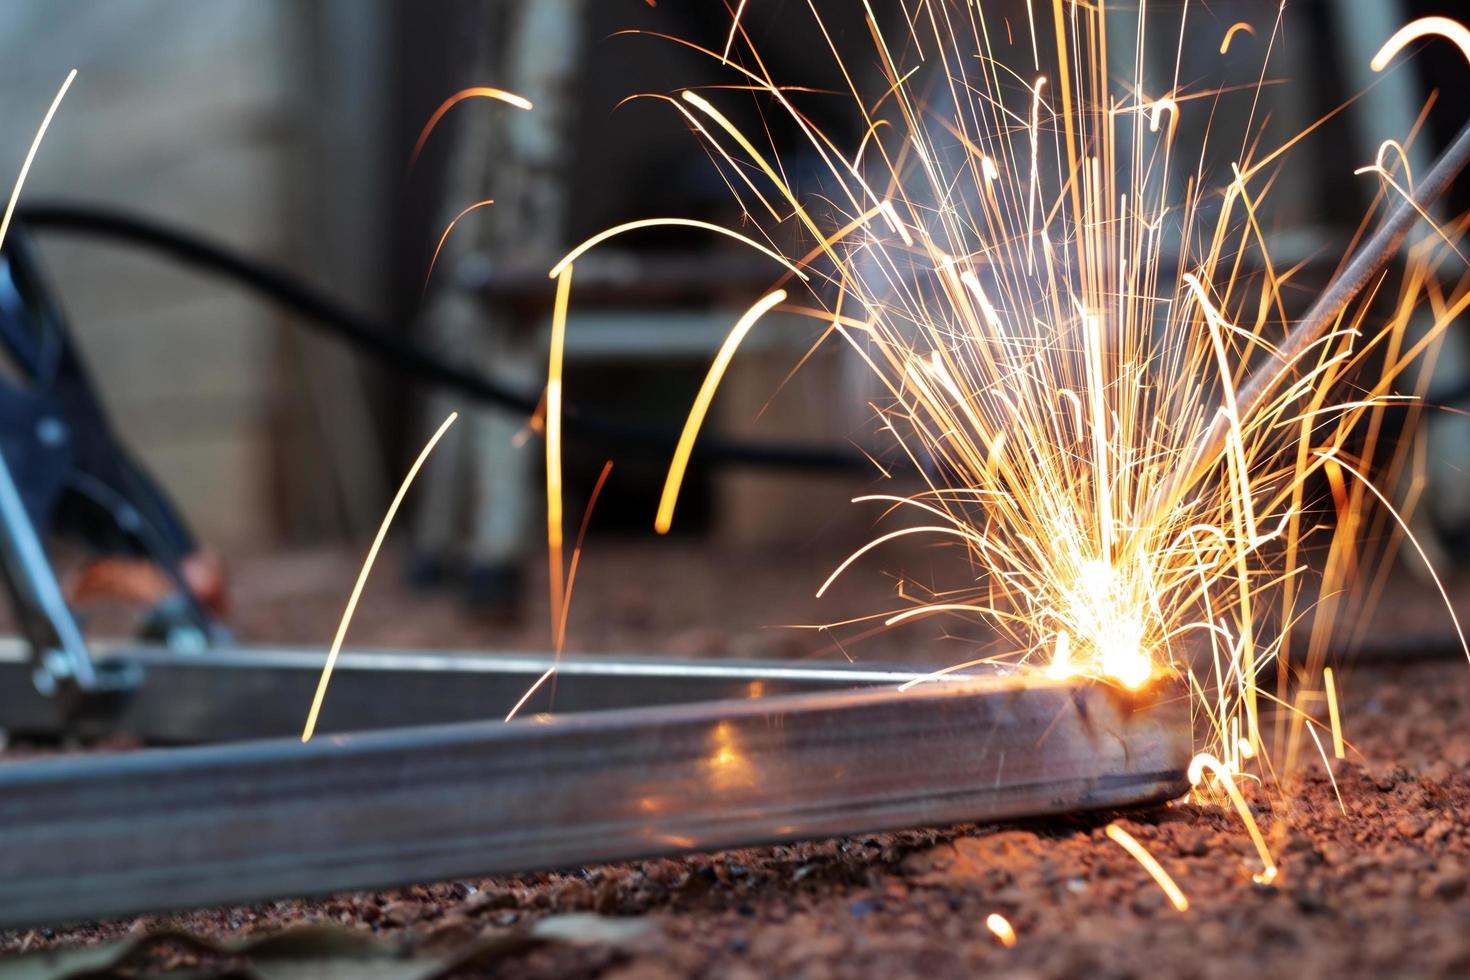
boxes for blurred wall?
[0,1,296,549]
[0,0,395,552]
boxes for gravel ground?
[3,543,1470,978]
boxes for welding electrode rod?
[1145,119,1470,527]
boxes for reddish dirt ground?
[3,543,1470,978]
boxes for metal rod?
[1144,120,1470,526]
[0,641,999,742]
[0,672,1190,928]
[0,450,96,694]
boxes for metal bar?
[0,640,983,742]
[0,672,1189,928]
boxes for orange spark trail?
[721,0,749,64]
[545,268,574,644]
[1323,666,1345,760]
[510,459,615,723]
[423,198,494,296]
[1105,823,1190,911]
[1189,754,1278,883]
[558,460,615,651]
[1219,23,1255,55]
[656,289,786,533]
[1370,16,1470,72]
[549,218,806,281]
[410,86,532,168]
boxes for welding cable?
[17,202,1470,464]
[14,200,870,474]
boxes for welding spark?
[1370,16,1470,72]
[0,68,76,252]
[985,912,1017,947]
[656,289,787,533]
[516,1,1469,888]
[1323,666,1345,760]
[1105,823,1189,912]
[1219,23,1256,55]
[410,87,533,169]
[423,198,494,297]
[302,413,458,742]
[1189,754,1277,884]
[591,6,1469,889]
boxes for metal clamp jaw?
[0,229,221,702]
[0,446,114,696]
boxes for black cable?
[20,200,1469,471]
[15,201,870,474]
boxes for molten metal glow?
[1105,823,1190,912]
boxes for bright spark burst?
[506,2,1470,889]
[586,2,1470,884]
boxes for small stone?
[1423,760,1455,783]
[462,889,518,914]
[380,899,420,925]
[1130,888,1164,915]
[1293,888,1328,914]
[551,879,595,910]
[1396,816,1427,839]
[1444,735,1470,768]
[1175,829,1210,858]
[784,934,848,961]
[425,912,475,946]
[595,881,621,915]
[1427,819,1456,845]
[1432,872,1468,901]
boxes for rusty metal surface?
[0,670,1190,929]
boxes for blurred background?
[0,0,1466,660]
